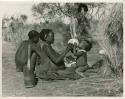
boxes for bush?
[95,4,123,76]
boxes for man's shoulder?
[18,40,29,47]
[21,40,29,44]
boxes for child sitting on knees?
[74,40,92,77]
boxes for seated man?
[15,30,42,88]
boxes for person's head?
[28,30,39,43]
[40,29,54,44]
[79,40,92,51]
[77,4,88,15]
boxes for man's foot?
[25,84,35,88]
[24,81,35,88]
[24,77,38,88]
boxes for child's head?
[40,29,54,44]
[77,3,88,15]
[79,40,92,51]
[28,30,39,43]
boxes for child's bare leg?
[75,65,89,77]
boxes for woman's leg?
[57,67,82,80]
[55,61,66,71]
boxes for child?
[76,4,92,42]
[74,40,92,77]
[15,30,42,88]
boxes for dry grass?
[92,4,123,76]
[2,41,123,97]
[2,4,123,96]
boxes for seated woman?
[35,29,74,80]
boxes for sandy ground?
[2,41,123,97]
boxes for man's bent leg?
[23,53,37,88]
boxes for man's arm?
[31,44,42,58]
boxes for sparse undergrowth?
[2,41,123,97]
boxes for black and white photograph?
[1,1,123,97]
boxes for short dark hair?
[77,4,88,13]
[28,30,39,40]
[81,40,92,51]
[40,29,54,41]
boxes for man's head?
[40,29,54,44]
[77,3,88,15]
[28,30,39,43]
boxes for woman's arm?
[30,44,42,58]
[74,51,84,58]
[44,45,71,65]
